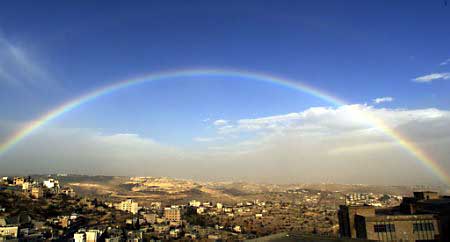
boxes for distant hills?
[17,174,448,206]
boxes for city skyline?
[1,1,450,185]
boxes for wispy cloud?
[373,96,394,104]
[193,136,223,142]
[213,119,228,126]
[440,58,450,66]
[412,72,450,83]
[0,36,56,89]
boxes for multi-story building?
[164,207,181,222]
[43,178,60,193]
[143,213,157,224]
[346,193,365,204]
[357,214,439,241]
[22,181,31,191]
[13,177,25,186]
[31,187,44,199]
[115,199,139,214]
[43,179,56,189]
[339,191,449,241]
[85,229,100,242]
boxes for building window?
[413,222,434,232]
[374,224,395,232]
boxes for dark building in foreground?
[338,191,450,242]
[245,232,371,242]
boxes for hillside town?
[2,175,449,241]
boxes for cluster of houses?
[1,176,75,199]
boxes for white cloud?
[440,58,450,66]
[373,96,394,104]
[219,105,375,135]
[228,105,448,134]
[197,105,450,184]
[213,119,228,126]
[412,73,450,83]
[2,105,450,184]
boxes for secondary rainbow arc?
[0,68,448,184]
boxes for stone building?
[60,187,76,197]
[338,204,375,238]
[13,177,25,186]
[164,207,181,222]
[355,214,439,241]
[31,187,44,199]
[0,226,18,239]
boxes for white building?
[196,207,205,214]
[216,203,223,209]
[22,182,31,191]
[189,200,201,207]
[169,228,181,238]
[115,199,139,214]
[233,225,242,233]
[43,178,60,189]
[74,232,85,242]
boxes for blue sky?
[1,1,450,184]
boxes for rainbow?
[0,68,448,184]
